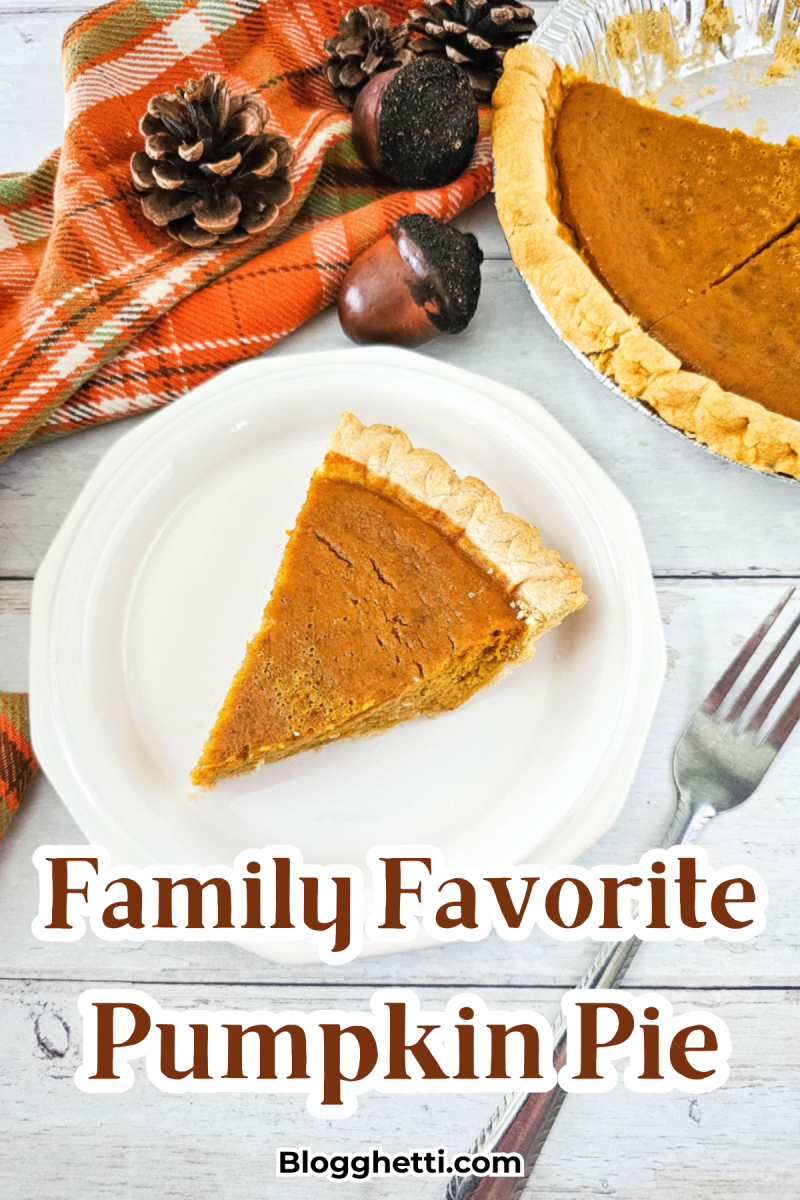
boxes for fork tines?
[701,586,800,749]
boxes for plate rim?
[29,346,666,960]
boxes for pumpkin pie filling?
[553,78,800,422]
[492,44,800,476]
[650,225,800,423]
[192,414,586,788]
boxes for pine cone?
[131,73,294,248]
[409,1,536,102]
[324,6,415,110]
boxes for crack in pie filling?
[192,412,586,788]
[493,43,800,478]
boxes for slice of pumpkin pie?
[191,412,586,787]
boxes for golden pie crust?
[492,44,800,481]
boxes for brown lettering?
[89,1002,151,1079]
[599,876,643,930]
[222,1023,308,1079]
[670,1024,717,1080]
[102,878,144,930]
[454,1007,477,1080]
[544,877,593,930]
[301,876,351,953]
[243,863,264,930]
[271,858,294,929]
[710,878,756,929]
[574,1002,635,1080]
[485,877,539,928]
[156,1022,211,1080]
[319,1024,378,1105]
[45,857,98,929]
[385,1002,448,1080]
[378,858,432,929]
[639,1007,664,1080]
[435,878,478,930]
[154,877,233,929]
[677,857,706,929]
[646,863,669,930]
[487,1023,542,1079]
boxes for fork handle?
[446,794,714,1200]
[445,935,642,1200]
[444,1041,569,1200]
[659,793,716,849]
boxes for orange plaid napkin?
[0,0,493,837]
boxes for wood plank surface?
[1,4,799,1197]
[0,980,797,1200]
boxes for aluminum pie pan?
[509,0,800,485]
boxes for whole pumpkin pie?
[492,43,800,479]
[192,412,586,787]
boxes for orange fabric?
[0,0,492,457]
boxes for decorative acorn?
[131,73,294,247]
[351,56,478,188]
[409,0,537,101]
[323,5,415,110]
[338,213,483,346]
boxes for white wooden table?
[2,5,800,1196]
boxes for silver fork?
[447,587,800,1200]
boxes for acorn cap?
[379,56,478,188]
[393,213,483,334]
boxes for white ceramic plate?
[30,348,664,960]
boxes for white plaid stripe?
[64,0,264,123]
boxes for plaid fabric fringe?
[0,694,37,841]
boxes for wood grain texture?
[0,980,797,1200]
[1,6,799,1196]
[0,11,76,173]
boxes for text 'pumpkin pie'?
[493,43,800,480]
[192,413,586,788]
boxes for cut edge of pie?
[492,43,800,482]
[191,411,586,789]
